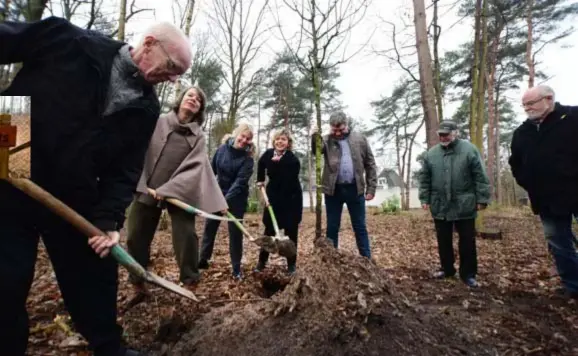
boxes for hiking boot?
[198,259,209,269]
[463,277,479,288]
[432,270,455,279]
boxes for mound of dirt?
[161,239,495,356]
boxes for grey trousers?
[126,200,199,284]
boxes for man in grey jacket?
[311,111,378,258]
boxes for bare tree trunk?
[308,104,315,213]
[412,0,439,148]
[118,0,127,41]
[486,23,503,202]
[526,0,535,88]
[432,0,443,121]
[278,0,370,240]
[495,89,501,203]
[469,0,482,142]
[174,0,196,99]
[27,0,49,21]
[475,0,488,151]
[312,62,324,240]
[256,88,261,157]
[407,119,424,209]
[395,123,405,209]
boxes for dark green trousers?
[126,200,199,284]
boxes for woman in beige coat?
[126,87,227,292]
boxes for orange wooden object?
[0,113,16,179]
[0,125,17,148]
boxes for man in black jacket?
[509,84,578,299]
[0,17,192,355]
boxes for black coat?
[257,149,303,230]
[509,103,578,216]
[0,17,160,232]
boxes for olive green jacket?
[418,139,490,221]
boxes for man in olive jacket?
[418,120,490,288]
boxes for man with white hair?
[509,84,578,299]
[0,16,192,355]
[418,120,490,288]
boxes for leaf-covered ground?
[26,207,578,355]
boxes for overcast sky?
[50,0,578,169]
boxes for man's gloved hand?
[88,231,120,258]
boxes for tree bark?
[412,0,439,148]
[174,0,196,99]
[118,0,127,41]
[486,20,503,203]
[475,0,488,151]
[432,0,443,121]
[469,0,482,142]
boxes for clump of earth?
[157,239,494,356]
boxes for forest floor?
[26,207,578,355]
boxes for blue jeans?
[325,183,371,258]
[541,214,578,293]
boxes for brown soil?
[26,208,578,355]
[166,237,492,356]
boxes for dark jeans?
[258,225,299,267]
[126,200,199,284]
[0,210,122,356]
[433,218,477,280]
[325,183,371,258]
[540,214,578,293]
[199,197,246,273]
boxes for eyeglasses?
[522,96,550,108]
[157,41,178,73]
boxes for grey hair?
[329,111,349,126]
[536,84,555,101]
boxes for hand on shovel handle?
[6,178,198,301]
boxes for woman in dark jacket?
[255,129,303,274]
[199,123,255,279]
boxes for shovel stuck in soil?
[258,186,297,259]
[153,190,297,260]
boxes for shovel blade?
[146,272,199,301]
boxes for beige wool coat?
[136,111,228,213]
